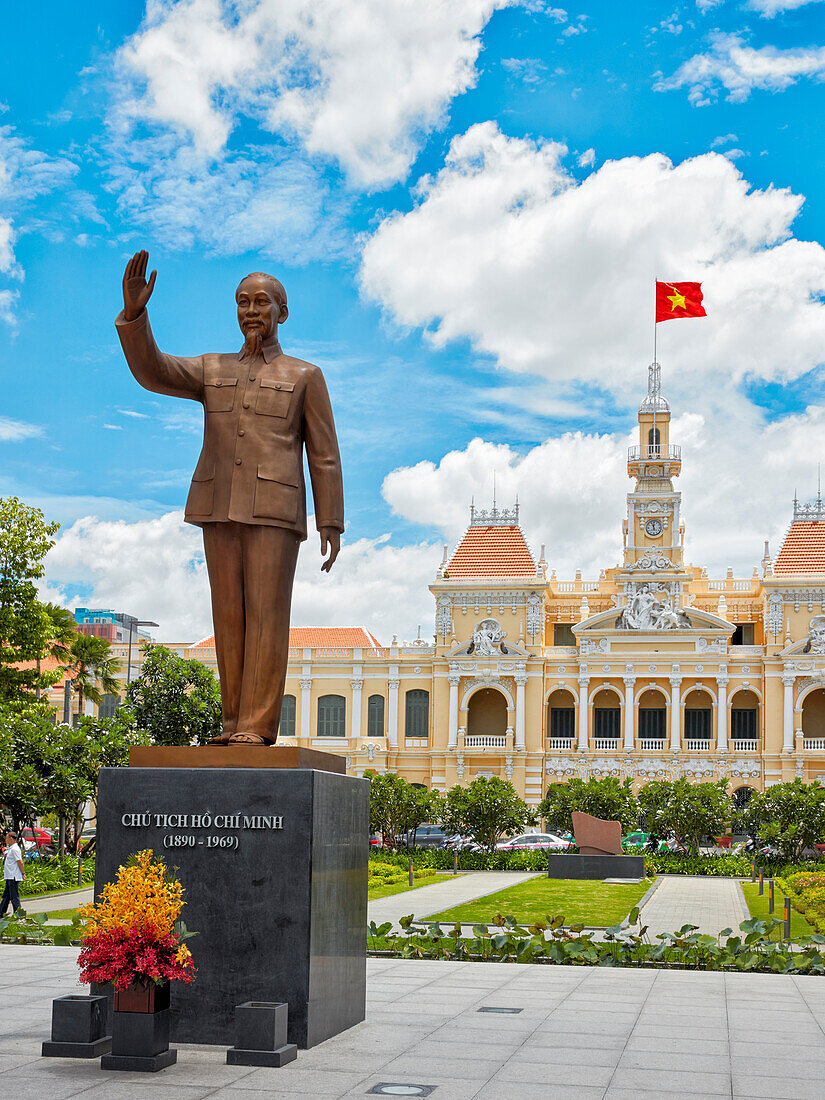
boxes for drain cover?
[478,1006,523,1014]
[367,1086,436,1097]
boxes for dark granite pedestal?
[95,763,369,1048]
[546,854,645,880]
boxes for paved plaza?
[637,876,748,938]
[2,943,823,1099]
[368,872,541,927]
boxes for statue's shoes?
[228,732,269,745]
[207,732,233,745]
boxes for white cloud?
[0,416,42,442]
[577,147,595,167]
[382,399,825,585]
[696,0,724,11]
[44,510,439,644]
[112,0,516,189]
[359,123,825,395]
[656,33,825,105]
[748,0,824,15]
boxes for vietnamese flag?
[655,281,706,323]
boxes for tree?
[742,779,825,862]
[0,496,60,702]
[638,778,731,855]
[441,776,534,852]
[366,772,441,849]
[538,777,638,835]
[69,633,120,720]
[0,700,57,832]
[123,644,221,746]
[36,602,78,698]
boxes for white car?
[496,832,572,851]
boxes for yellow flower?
[175,945,192,965]
[78,850,186,939]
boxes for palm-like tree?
[69,633,120,720]
[36,602,78,698]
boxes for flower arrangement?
[77,849,197,992]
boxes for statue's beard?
[240,328,263,360]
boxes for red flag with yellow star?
[655,280,706,322]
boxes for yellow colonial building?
[153,364,825,808]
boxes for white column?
[669,667,682,753]
[387,675,400,749]
[716,668,729,752]
[782,673,795,753]
[299,678,312,739]
[447,671,460,749]
[350,677,363,741]
[515,669,527,751]
[623,675,635,751]
[577,668,590,752]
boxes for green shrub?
[19,855,94,897]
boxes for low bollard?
[408,857,413,888]
[751,859,757,882]
[784,897,792,941]
[758,872,764,896]
[547,850,551,879]
[453,851,458,875]
[768,878,775,914]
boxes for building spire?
[639,360,670,414]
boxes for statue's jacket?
[116,309,344,540]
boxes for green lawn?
[368,871,461,901]
[741,883,813,938]
[39,908,81,922]
[427,877,651,928]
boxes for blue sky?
[2,0,825,641]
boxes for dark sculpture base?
[227,1044,298,1067]
[546,854,645,880]
[41,1037,112,1059]
[101,1049,177,1072]
[95,764,369,1049]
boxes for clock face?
[645,518,663,537]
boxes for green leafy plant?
[538,776,638,834]
[639,778,731,855]
[122,643,222,747]
[743,780,825,862]
[441,776,534,851]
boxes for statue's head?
[235,272,288,343]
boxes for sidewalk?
[640,875,747,937]
[18,887,93,915]
[3,943,824,1098]
[368,871,541,928]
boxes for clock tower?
[622,361,684,572]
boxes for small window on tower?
[731,623,755,646]
[648,427,660,455]
[553,624,575,646]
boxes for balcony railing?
[627,445,681,462]
[732,739,759,753]
[465,735,507,748]
[686,739,712,752]
[804,739,825,751]
[638,738,666,751]
[592,738,619,751]
[548,737,574,750]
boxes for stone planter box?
[41,994,111,1058]
[101,982,177,1072]
[226,1001,297,1067]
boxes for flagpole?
[653,276,658,453]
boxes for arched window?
[593,688,620,740]
[684,689,713,741]
[279,694,296,737]
[317,694,346,737]
[405,689,429,739]
[367,694,385,737]
[648,427,660,455]
[731,689,759,741]
[547,688,575,740]
[638,688,666,740]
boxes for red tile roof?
[187,626,382,654]
[775,521,825,575]
[446,525,536,578]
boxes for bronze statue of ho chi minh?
[116,251,344,746]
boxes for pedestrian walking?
[1,830,25,916]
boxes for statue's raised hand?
[122,250,157,321]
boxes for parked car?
[398,824,448,849]
[19,826,54,851]
[496,832,572,851]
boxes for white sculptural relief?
[617,583,691,630]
